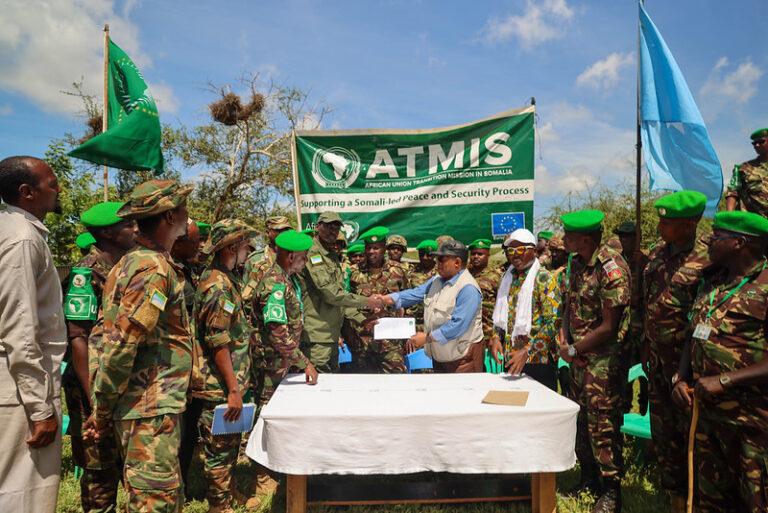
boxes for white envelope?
[374,317,417,340]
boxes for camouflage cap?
[81,201,125,227]
[435,235,454,246]
[386,234,407,248]
[75,232,96,250]
[202,219,258,255]
[117,179,194,220]
[549,233,565,251]
[317,211,342,224]
[750,128,768,140]
[266,216,292,230]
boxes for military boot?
[591,482,621,513]
[231,482,261,510]
[255,465,280,496]
[565,462,600,496]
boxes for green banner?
[293,107,534,246]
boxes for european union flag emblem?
[491,212,525,239]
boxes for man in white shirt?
[0,156,67,511]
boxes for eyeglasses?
[708,233,740,243]
[752,139,767,146]
[504,246,534,255]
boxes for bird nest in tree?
[209,92,265,125]
[78,114,104,144]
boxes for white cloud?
[699,57,763,120]
[0,103,12,115]
[576,52,634,90]
[148,81,180,115]
[536,164,598,196]
[0,0,178,115]
[482,0,575,49]
[537,121,559,142]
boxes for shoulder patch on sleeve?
[149,289,168,311]
[223,299,236,314]
[602,259,623,281]
[263,283,287,324]
[310,254,323,265]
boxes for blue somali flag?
[491,212,525,240]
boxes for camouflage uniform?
[689,259,768,513]
[348,261,410,373]
[725,159,768,217]
[191,260,251,509]
[92,234,192,512]
[62,247,123,512]
[297,237,367,373]
[643,234,709,496]
[619,248,649,412]
[469,265,502,345]
[251,262,311,405]
[408,263,437,330]
[566,245,630,485]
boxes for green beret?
[358,226,389,244]
[196,222,211,237]
[276,230,314,252]
[537,231,554,240]
[561,210,604,232]
[202,219,258,255]
[117,179,194,220]
[300,228,315,236]
[750,128,768,140]
[347,243,365,255]
[317,211,342,224]
[80,202,125,227]
[613,221,636,235]
[654,191,707,218]
[416,239,438,252]
[713,211,768,237]
[75,232,96,250]
[468,238,492,249]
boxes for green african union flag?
[69,38,164,172]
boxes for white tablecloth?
[246,373,579,475]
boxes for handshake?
[364,293,394,311]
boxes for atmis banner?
[292,106,534,246]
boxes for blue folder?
[405,349,433,372]
[211,403,256,435]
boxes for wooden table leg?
[531,472,556,513]
[286,474,307,513]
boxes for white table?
[246,373,579,513]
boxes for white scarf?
[492,258,540,338]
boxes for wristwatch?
[719,373,733,388]
[567,345,578,358]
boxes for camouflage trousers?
[619,324,644,413]
[648,352,689,495]
[301,341,339,373]
[198,402,242,508]
[694,412,768,513]
[259,362,302,407]
[114,413,183,513]
[64,382,122,513]
[570,354,624,483]
[354,335,406,374]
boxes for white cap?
[503,228,537,247]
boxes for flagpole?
[635,2,643,255]
[102,24,110,202]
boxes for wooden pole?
[635,2,643,256]
[102,24,110,202]
[687,392,699,513]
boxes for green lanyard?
[291,275,304,313]
[706,262,766,320]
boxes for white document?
[374,317,416,339]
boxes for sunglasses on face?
[505,246,534,255]
[708,233,741,243]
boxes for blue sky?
[1,0,766,218]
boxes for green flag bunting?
[69,38,165,172]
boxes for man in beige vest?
[378,240,484,372]
[0,156,67,511]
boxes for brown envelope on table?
[482,390,529,407]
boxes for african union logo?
[341,221,360,242]
[72,274,87,288]
[311,147,361,188]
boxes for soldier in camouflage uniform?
[613,222,649,413]
[386,234,407,264]
[62,202,136,513]
[348,227,410,373]
[642,191,710,510]
[467,238,501,345]
[558,210,630,513]
[548,233,569,299]
[671,211,768,513]
[347,243,365,268]
[408,239,438,330]
[537,231,553,270]
[251,230,319,495]
[84,180,194,513]
[191,220,259,513]
[725,128,768,217]
[297,212,384,373]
